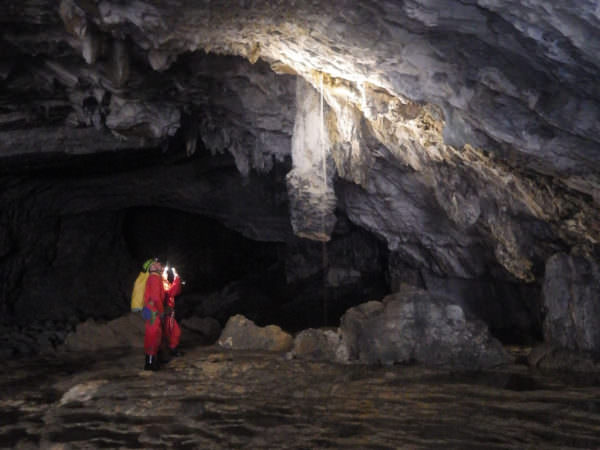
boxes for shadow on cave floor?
[2,345,600,449]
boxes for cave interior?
[2,0,600,359]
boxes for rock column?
[286,78,336,242]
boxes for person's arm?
[166,267,182,299]
[167,275,182,298]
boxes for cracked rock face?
[1,1,600,352]
[543,252,600,354]
[340,289,509,369]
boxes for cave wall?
[0,177,128,323]
[0,154,392,331]
[0,153,294,323]
[1,0,600,351]
[14,213,134,323]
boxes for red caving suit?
[140,271,168,356]
[162,275,182,350]
[143,272,165,356]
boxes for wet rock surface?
[2,346,600,449]
[0,320,74,359]
[527,343,600,373]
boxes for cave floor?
[1,345,600,449]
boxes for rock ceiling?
[2,0,600,284]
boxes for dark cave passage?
[122,205,391,333]
[123,204,544,343]
[119,201,544,344]
[123,206,283,296]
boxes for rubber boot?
[170,347,184,358]
[150,354,159,371]
[144,354,159,371]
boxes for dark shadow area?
[123,206,283,295]
[123,206,390,333]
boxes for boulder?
[218,315,293,352]
[62,312,144,352]
[542,252,600,354]
[340,290,508,369]
[339,300,384,360]
[181,316,222,345]
[291,328,349,362]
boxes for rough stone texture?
[421,271,542,344]
[192,278,279,326]
[2,0,600,353]
[61,312,145,352]
[2,210,135,324]
[542,252,600,353]
[528,343,600,373]
[290,328,349,363]
[0,320,74,358]
[284,223,385,285]
[4,347,600,448]
[340,289,508,369]
[60,312,216,352]
[3,0,599,278]
[286,78,336,241]
[181,316,222,345]
[218,314,293,352]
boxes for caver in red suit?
[142,261,179,370]
[162,269,182,354]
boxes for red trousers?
[163,315,181,350]
[144,316,162,356]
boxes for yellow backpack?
[131,271,150,311]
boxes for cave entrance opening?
[123,206,284,323]
[122,206,390,333]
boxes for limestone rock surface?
[542,252,600,353]
[62,312,145,352]
[218,314,293,352]
[340,289,509,369]
[528,343,600,373]
[3,347,600,448]
[181,316,222,345]
[291,328,349,363]
[2,0,599,283]
[1,0,600,356]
